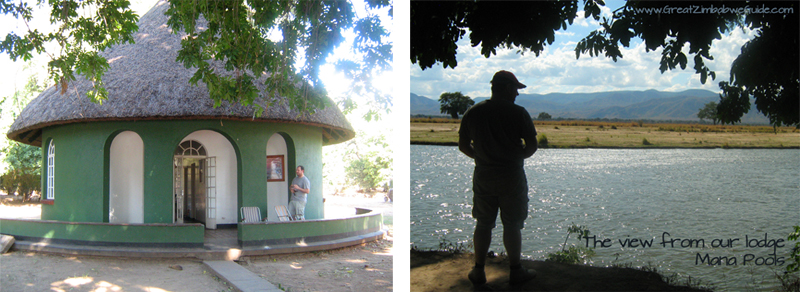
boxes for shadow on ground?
[411,250,710,291]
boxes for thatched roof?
[7,1,354,147]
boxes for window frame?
[46,140,55,200]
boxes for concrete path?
[203,260,282,292]
[1,234,15,253]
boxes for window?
[46,140,55,200]
[174,140,206,156]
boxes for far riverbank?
[411,119,800,148]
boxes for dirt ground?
[410,250,709,292]
[0,192,394,292]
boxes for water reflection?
[411,146,800,290]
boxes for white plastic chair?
[240,206,263,222]
[275,205,294,221]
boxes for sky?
[0,0,394,134]
[409,0,759,100]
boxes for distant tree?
[1,142,41,200]
[1,72,45,200]
[537,112,552,120]
[439,92,474,119]
[697,102,718,125]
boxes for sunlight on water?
[411,146,800,291]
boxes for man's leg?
[469,224,493,287]
[473,225,493,266]
[295,201,306,220]
[288,201,297,219]
[503,226,522,267]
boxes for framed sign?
[266,155,285,182]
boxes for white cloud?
[411,17,756,99]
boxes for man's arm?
[291,180,311,194]
[520,132,537,159]
[458,132,476,159]
[520,116,538,159]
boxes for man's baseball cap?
[490,70,526,89]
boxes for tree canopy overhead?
[575,1,798,127]
[410,0,605,70]
[1,0,392,116]
[411,1,798,127]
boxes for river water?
[410,145,799,290]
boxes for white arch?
[109,131,144,223]
[266,133,289,221]
[181,130,237,226]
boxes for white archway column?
[109,131,144,223]
[181,130,237,226]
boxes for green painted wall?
[40,119,325,224]
[0,219,204,245]
[238,212,384,242]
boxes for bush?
[642,138,652,145]
[788,226,800,273]
[0,168,40,200]
[547,246,596,265]
[538,134,549,148]
[345,155,391,191]
[547,224,595,265]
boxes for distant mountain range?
[411,89,771,124]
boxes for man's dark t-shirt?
[459,99,537,170]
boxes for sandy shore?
[0,193,394,292]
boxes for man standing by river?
[458,70,539,288]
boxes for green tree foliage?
[547,224,595,265]
[0,141,41,200]
[537,112,552,120]
[1,0,392,116]
[438,91,474,119]
[342,132,391,192]
[1,68,45,200]
[789,226,800,273]
[697,101,718,125]
[0,0,139,102]
[574,1,798,127]
[410,0,606,70]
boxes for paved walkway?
[204,260,282,292]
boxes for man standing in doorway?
[458,70,539,288]
[289,165,310,220]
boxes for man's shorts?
[472,166,529,230]
[289,200,306,220]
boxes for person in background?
[289,165,310,220]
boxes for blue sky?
[409,0,757,100]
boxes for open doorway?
[173,140,217,229]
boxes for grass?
[611,262,715,292]
[411,119,800,148]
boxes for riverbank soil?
[0,192,393,292]
[410,250,709,292]
[411,119,800,148]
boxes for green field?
[411,118,800,148]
